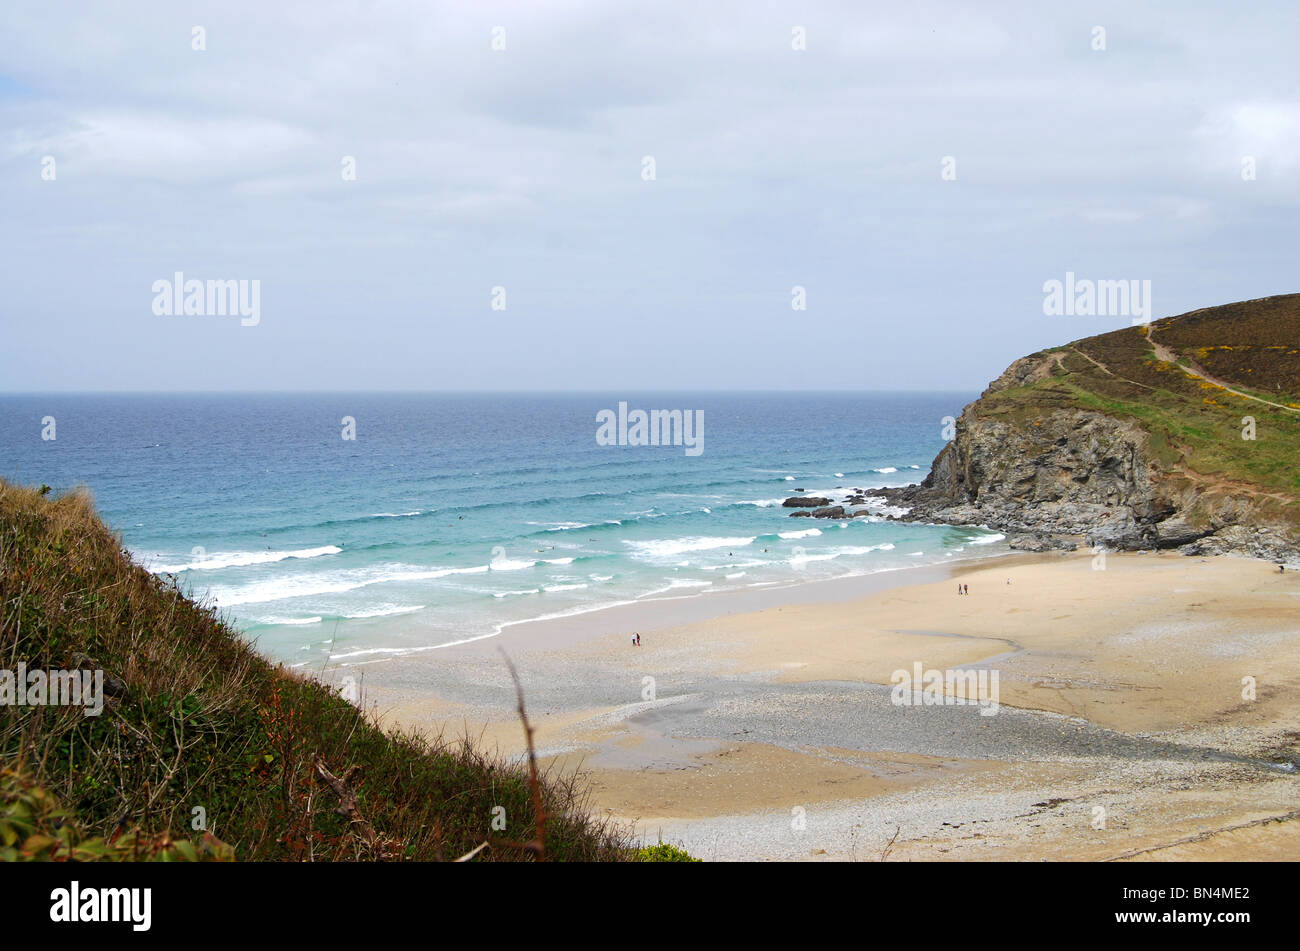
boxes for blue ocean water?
[0,393,1005,665]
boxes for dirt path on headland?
[1145,325,1300,414]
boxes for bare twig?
[455,841,490,862]
[498,648,547,861]
[880,825,900,861]
[312,754,395,860]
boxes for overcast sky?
[1,1,1296,392]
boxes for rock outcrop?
[810,505,846,519]
[782,496,832,507]
[873,296,1300,562]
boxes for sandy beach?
[350,550,1300,861]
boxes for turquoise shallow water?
[0,392,1007,665]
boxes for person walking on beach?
[963,583,969,595]
[957,583,963,596]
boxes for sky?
[0,0,1296,392]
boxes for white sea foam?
[489,558,536,571]
[329,630,503,661]
[148,545,342,574]
[624,536,756,558]
[209,563,490,606]
[372,511,421,518]
[969,533,1006,545]
[778,528,822,540]
[543,582,588,592]
[343,605,425,619]
[859,496,911,519]
[795,543,896,564]
[702,559,766,571]
[637,578,713,598]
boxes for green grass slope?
[0,480,632,861]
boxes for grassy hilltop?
[988,293,1300,508]
[887,294,1300,553]
[0,480,634,862]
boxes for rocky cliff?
[875,294,1300,561]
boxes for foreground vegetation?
[0,480,637,861]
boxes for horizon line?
[0,387,981,397]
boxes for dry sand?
[352,550,1300,860]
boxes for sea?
[0,392,1008,666]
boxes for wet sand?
[347,550,1300,860]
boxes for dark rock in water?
[783,496,831,508]
[811,505,846,518]
[789,510,812,518]
[795,487,805,492]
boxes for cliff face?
[879,295,1300,560]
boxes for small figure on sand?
[631,632,641,647]
[963,583,969,595]
[957,583,962,596]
